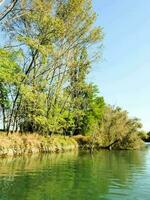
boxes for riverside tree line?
[0,0,146,149]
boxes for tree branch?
[0,0,18,21]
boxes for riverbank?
[0,133,78,157]
[0,132,145,157]
[73,135,145,150]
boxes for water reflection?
[0,148,150,200]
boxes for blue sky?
[89,0,150,131]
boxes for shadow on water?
[0,147,150,200]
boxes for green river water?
[0,145,150,200]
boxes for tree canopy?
[0,0,144,149]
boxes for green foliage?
[0,0,145,150]
[137,131,148,141]
[0,83,10,109]
[84,85,105,135]
[94,106,144,149]
[0,49,22,83]
[144,131,150,142]
[0,0,104,135]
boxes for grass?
[0,132,145,157]
[0,132,78,157]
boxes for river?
[0,145,150,200]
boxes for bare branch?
[0,0,18,21]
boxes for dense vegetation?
[146,132,150,141]
[139,131,150,142]
[0,0,145,150]
[0,133,78,156]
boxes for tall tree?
[1,0,103,134]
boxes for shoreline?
[0,133,145,158]
[0,133,78,157]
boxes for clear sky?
[89,0,150,131]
